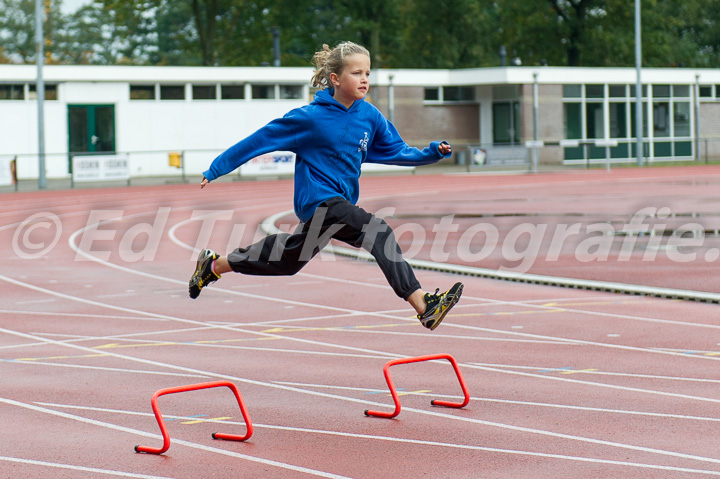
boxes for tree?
[0,0,64,63]
[54,3,125,64]
[2,0,719,69]
[547,0,603,66]
[491,0,567,66]
[395,0,489,68]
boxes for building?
[2,64,720,182]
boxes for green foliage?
[1,0,719,68]
[394,0,490,68]
[0,0,64,63]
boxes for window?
[630,102,649,137]
[563,85,581,98]
[609,103,627,138]
[493,102,519,144]
[221,85,245,100]
[443,86,474,102]
[655,142,672,157]
[192,85,216,100]
[564,103,582,139]
[0,84,24,100]
[586,84,604,99]
[699,86,713,98]
[28,84,57,100]
[674,102,691,136]
[424,87,439,101]
[252,85,275,99]
[653,84,671,98]
[563,83,695,163]
[130,85,155,100]
[279,85,302,99]
[425,86,477,103]
[160,85,185,100]
[586,103,604,139]
[673,85,690,97]
[653,102,670,137]
[609,85,626,98]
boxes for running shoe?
[417,282,464,330]
[189,249,220,299]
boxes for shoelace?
[427,288,441,300]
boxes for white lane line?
[242,325,577,345]
[171,209,720,359]
[4,208,720,466]
[0,397,353,479]
[2,341,389,361]
[4,270,720,415]
[33,402,720,476]
[467,363,720,405]
[299,270,720,331]
[14,299,56,305]
[0,325,211,352]
[0,309,166,321]
[4,306,720,468]
[0,359,210,378]
[272,381,720,424]
[0,456,177,479]
[69,213,720,363]
[472,361,720,384]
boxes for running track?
[2,166,720,478]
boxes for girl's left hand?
[439,142,452,155]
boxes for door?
[492,101,520,145]
[68,104,116,172]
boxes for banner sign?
[238,151,415,176]
[0,158,13,186]
[239,151,296,176]
[72,154,130,182]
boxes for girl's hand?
[200,176,209,189]
[439,142,452,155]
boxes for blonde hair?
[311,42,370,89]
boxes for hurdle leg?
[364,354,470,419]
[135,380,253,454]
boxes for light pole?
[532,72,539,173]
[388,74,395,124]
[695,74,701,161]
[35,0,46,188]
[634,0,643,166]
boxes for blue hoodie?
[203,89,450,223]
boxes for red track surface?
[2,166,720,478]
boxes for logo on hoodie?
[358,132,369,152]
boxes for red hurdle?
[135,380,253,454]
[364,353,470,419]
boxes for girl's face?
[330,53,371,108]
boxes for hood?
[312,88,365,111]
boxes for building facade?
[2,64,720,181]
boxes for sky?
[60,0,91,14]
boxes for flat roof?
[1,64,719,86]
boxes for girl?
[189,41,463,331]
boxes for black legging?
[227,196,421,300]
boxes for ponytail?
[311,41,370,89]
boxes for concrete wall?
[519,84,564,165]
[699,102,720,162]
[372,85,480,153]
[4,81,307,179]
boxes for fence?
[4,138,720,192]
